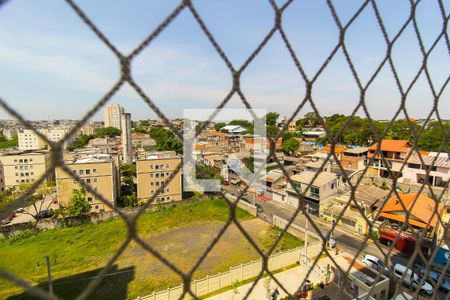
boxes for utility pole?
[304,204,309,264]
[46,256,53,296]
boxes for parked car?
[255,203,263,213]
[418,266,450,293]
[362,254,387,272]
[38,209,53,219]
[237,188,248,196]
[327,237,337,249]
[229,178,239,185]
[15,207,24,213]
[393,264,434,296]
[1,219,10,225]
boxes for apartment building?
[56,154,118,213]
[367,139,411,179]
[104,104,124,130]
[18,128,75,150]
[18,129,47,151]
[0,151,50,189]
[136,151,182,204]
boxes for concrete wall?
[140,242,323,300]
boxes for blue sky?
[0,0,448,122]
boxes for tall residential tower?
[103,104,124,130]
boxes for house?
[286,171,338,207]
[220,125,247,134]
[367,140,411,178]
[55,154,118,213]
[319,185,389,235]
[332,253,390,300]
[377,193,444,254]
[302,130,326,142]
[340,147,369,171]
[259,169,284,191]
[403,152,449,187]
[320,144,346,159]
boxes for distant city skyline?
[0,1,448,121]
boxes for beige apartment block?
[0,151,51,189]
[56,154,118,213]
[136,151,182,204]
[18,129,48,151]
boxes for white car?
[362,254,386,272]
[393,264,434,296]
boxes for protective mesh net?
[0,0,448,299]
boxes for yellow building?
[0,151,51,189]
[136,151,182,204]
[18,129,48,151]
[56,154,118,213]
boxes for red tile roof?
[369,140,410,153]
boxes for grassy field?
[0,198,303,299]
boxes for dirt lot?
[110,219,287,297]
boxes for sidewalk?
[206,263,324,300]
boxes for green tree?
[67,134,93,151]
[149,126,182,153]
[418,122,450,152]
[214,122,226,131]
[0,134,18,149]
[119,163,138,207]
[132,126,147,134]
[266,125,280,138]
[282,138,300,155]
[243,157,254,173]
[196,163,221,180]
[299,112,323,128]
[94,127,121,138]
[265,112,279,126]
[68,189,91,217]
[229,119,252,130]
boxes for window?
[87,196,93,201]
[24,166,28,170]
[29,159,33,162]
[155,165,159,170]
[19,166,23,170]
[167,196,171,200]
[166,164,169,169]
[93,178,97,182]
[30,165,33,169]
[73,170,76,174]
[86,169,91,175]
[93,169,96,173]
[150,174,154,178]
[86,178,91,184]
[156,182,160,186]
[156,173,160,178]
[150,164,154,169]
[14,159,17,162]
[19,159,23,163]
[24,159,28,163]
[15,166,18,169]
[310,187,320,199]
[166,188,170,193]
[161,173,165,178]
[150,182,154,186]
[15,173,18,176]
[31,172,34,175]
[160,164,164,169]
[79,170,84,175]
[166,172,169,176]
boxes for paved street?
[222,183,410,268]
